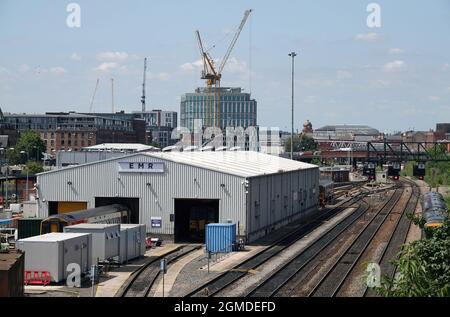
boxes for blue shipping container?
[205,223,236,253]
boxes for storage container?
[17,232,92,283]
[119,224,146,263]
[0,251,25,297]
[64,223,120,264]
[205,223,236,253]
[17,218,43,240]
[22,201,38,218]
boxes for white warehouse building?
[36,151,319,242]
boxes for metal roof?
[38,151,317,178]
[316,124,380,135]
[18,232,90,242]
[143,151,317,178]
[83,143,159,152]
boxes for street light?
[20,150,30,202]
[288,51,297,160]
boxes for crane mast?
[195,9,252,128]
[89,78,100,113]
[141,57,147,112]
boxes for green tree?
[7,131,46,165]
[375,214,450,297]
[22,161,44,175]
[285,135,317,153]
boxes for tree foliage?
[7,130,46,165]
[284,135,317,153]
[375,212,450,297]
[22,161,44,175]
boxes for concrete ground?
[405,179,428,243]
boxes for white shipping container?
[17,232,92,283]
[22,201,38,218]
[119,224,146,263]
[64,224,120,264]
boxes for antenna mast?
[141,58,147,112]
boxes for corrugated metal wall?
[247,167,319,241]
[37,154,247,236]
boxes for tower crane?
[196,9,252,128]
[89,78,100,113]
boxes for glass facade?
[180,87,257,131]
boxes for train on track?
[319,179,334,207]
[421,192,448,229]
[40,204,130,234]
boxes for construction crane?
[196,9,252,128]
[89,78,100,113]
[141,57,147,112]
[111,78,115,113]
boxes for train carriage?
[421,192,447,229]
[40,204,130,234]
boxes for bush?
[375,214,450,297]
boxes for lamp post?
[288,51,297,160]
[20,150,30,202]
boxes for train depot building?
[36,151,319,243]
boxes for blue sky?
[0,0,449,132]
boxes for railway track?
[185,184,369,297]
[243,200,371,297]
[307,185,405,297]
[118,245,201,297]
[364,178,420,297]
[244,184,400,297]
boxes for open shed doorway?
[174,199,219,243]
[95,197,140,224]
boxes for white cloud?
[156,72,170,81]
[96,51,129,62]
[389,48,404,54]
[18,64,29,73]
[443,63,450,71]
[428,96,440,101]
[94,62,127,72]
[223,57,247,74]
[383,60,406,72]
[337,70,352,80]
[0,66,9,75]
[49,67,67,74]
[180,59,204,71]
[354,32,379,42]
[180,57,247,75]
[70,53,82,61]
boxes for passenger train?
[319,179,334,208]
[421,192,448,229]
[40,204,130,234]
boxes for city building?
[313,125,381,142]
[4,112,146,154]
[0,109,18,148]
[36,151,319,243]
[132,110,178,148]
[180,87,257,131]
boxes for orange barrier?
[24,271,51,286]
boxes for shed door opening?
[48,201,88,216]
[174,199,219,243]
[95,197,139,224]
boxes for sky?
[0,0,449,133]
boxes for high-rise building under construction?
[180,87,257,131]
